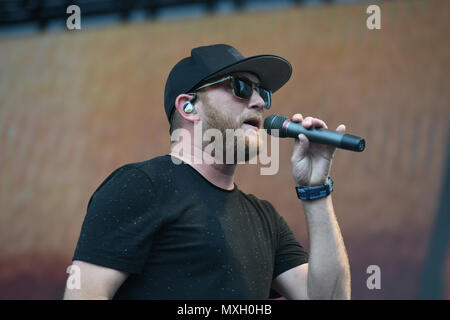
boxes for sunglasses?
[193,76,272,109]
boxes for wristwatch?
[295,177,334,201]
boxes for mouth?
[242,117,261,130]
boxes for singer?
[64,44,350,300]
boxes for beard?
[201,98,264,164]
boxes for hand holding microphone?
[264,113,365,187]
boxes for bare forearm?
[62,261,128,300]
[302,195,351,300]
[63,289,109,300]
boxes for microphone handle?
[284,121,366,152]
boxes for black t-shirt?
[73,155,308,299]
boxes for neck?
[170,144,237,191]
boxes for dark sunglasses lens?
[233,78,253,99]
[257,88,272,109]
[232,78,272,109]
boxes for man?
[64,44,350,300]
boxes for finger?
[336,124,346,134]
[292,133,310,162]
[312,118,327,129]
[302,116,314,129]
[291,113,303,123]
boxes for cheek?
[224,104,246,126]
[215,104,242,126]
[204,91,246,126]
[203,104,234,130]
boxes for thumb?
[336,124,346,134]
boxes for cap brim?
[198,55,292,93]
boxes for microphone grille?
[358,139,366,152]
[264,114,287,135]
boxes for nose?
[248,89,265,111]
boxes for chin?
[220,127,264,164]
[236,134,262,163]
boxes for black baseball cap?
[163,44,292,121]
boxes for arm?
[303,195,350,299]
[272,114,351,300]
[273,196,350,300]
[63,260,129,300]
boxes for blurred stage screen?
[0,0,448,299]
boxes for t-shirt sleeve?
[273,214,309,279]
[73,165,160,274]
[262,200,309,298]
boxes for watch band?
[296,177,334,200]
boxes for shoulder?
[241,192,277,213]
[125,154,182,183]
[239,191,292,229]
[88,155,173,204]
[238,191,283,226]
[103,155,173,185]
[124,154,173,175]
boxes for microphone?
[264,114,365,152]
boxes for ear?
[174,94,200,123]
